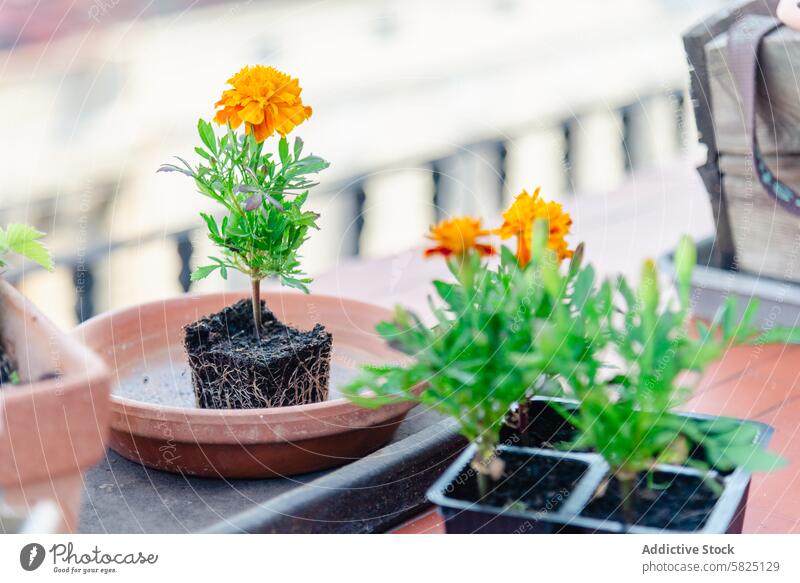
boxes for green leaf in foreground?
[0,223,54,271]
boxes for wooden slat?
[707,26,800,156]
[682,0,779,268]
[722,174,800,282]
[702,10,800,284]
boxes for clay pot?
[73,291,420,479]
[778,0,800,31]
[0,280,110,532]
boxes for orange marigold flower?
[496,187,573,267]
[214,65,312,143]
[424,217,496,259]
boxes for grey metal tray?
[79,407,463,534]
[659,238,800,327]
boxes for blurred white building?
[0,0,728,327]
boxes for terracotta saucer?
[71,292,418,479]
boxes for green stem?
[459,257,475,292]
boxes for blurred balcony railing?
[5,86,688,324]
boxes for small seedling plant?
[345,190,576,494]
[159,66,329,339]
[0,223,54,385]
[550,237,797,526]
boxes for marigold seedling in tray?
[548,236,796,527]
[345,188,578,494]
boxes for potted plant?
[0,224,110,532]
[440,237,796,533]
[346,193,796,532]
[160,65,332,409]
[540,239,793,531]
[345,188,581,503]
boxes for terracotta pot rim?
[2,373,94,398]
[75,290,409,419]
[0,279,111,491]
[109,391,413,420]
[1,282,108,389]
[1,279,109,397]
[73,291,420,445]
[75,289,392,329]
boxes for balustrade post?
[176,231,194,293]
[561,120,574,192]
[351,182,367,256]
[621,104,635,173]
[495,140,508,207]
[430,160,443,220]
[72,262,95,323]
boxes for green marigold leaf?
[190,264,220,281]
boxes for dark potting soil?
[688,443,735,477]
[581,471,719,531]
[184,299,333,409]
[447,452,588,515]
[503,400,737,476]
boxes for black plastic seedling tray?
[428,397,773,534]
[428,445,607,534]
